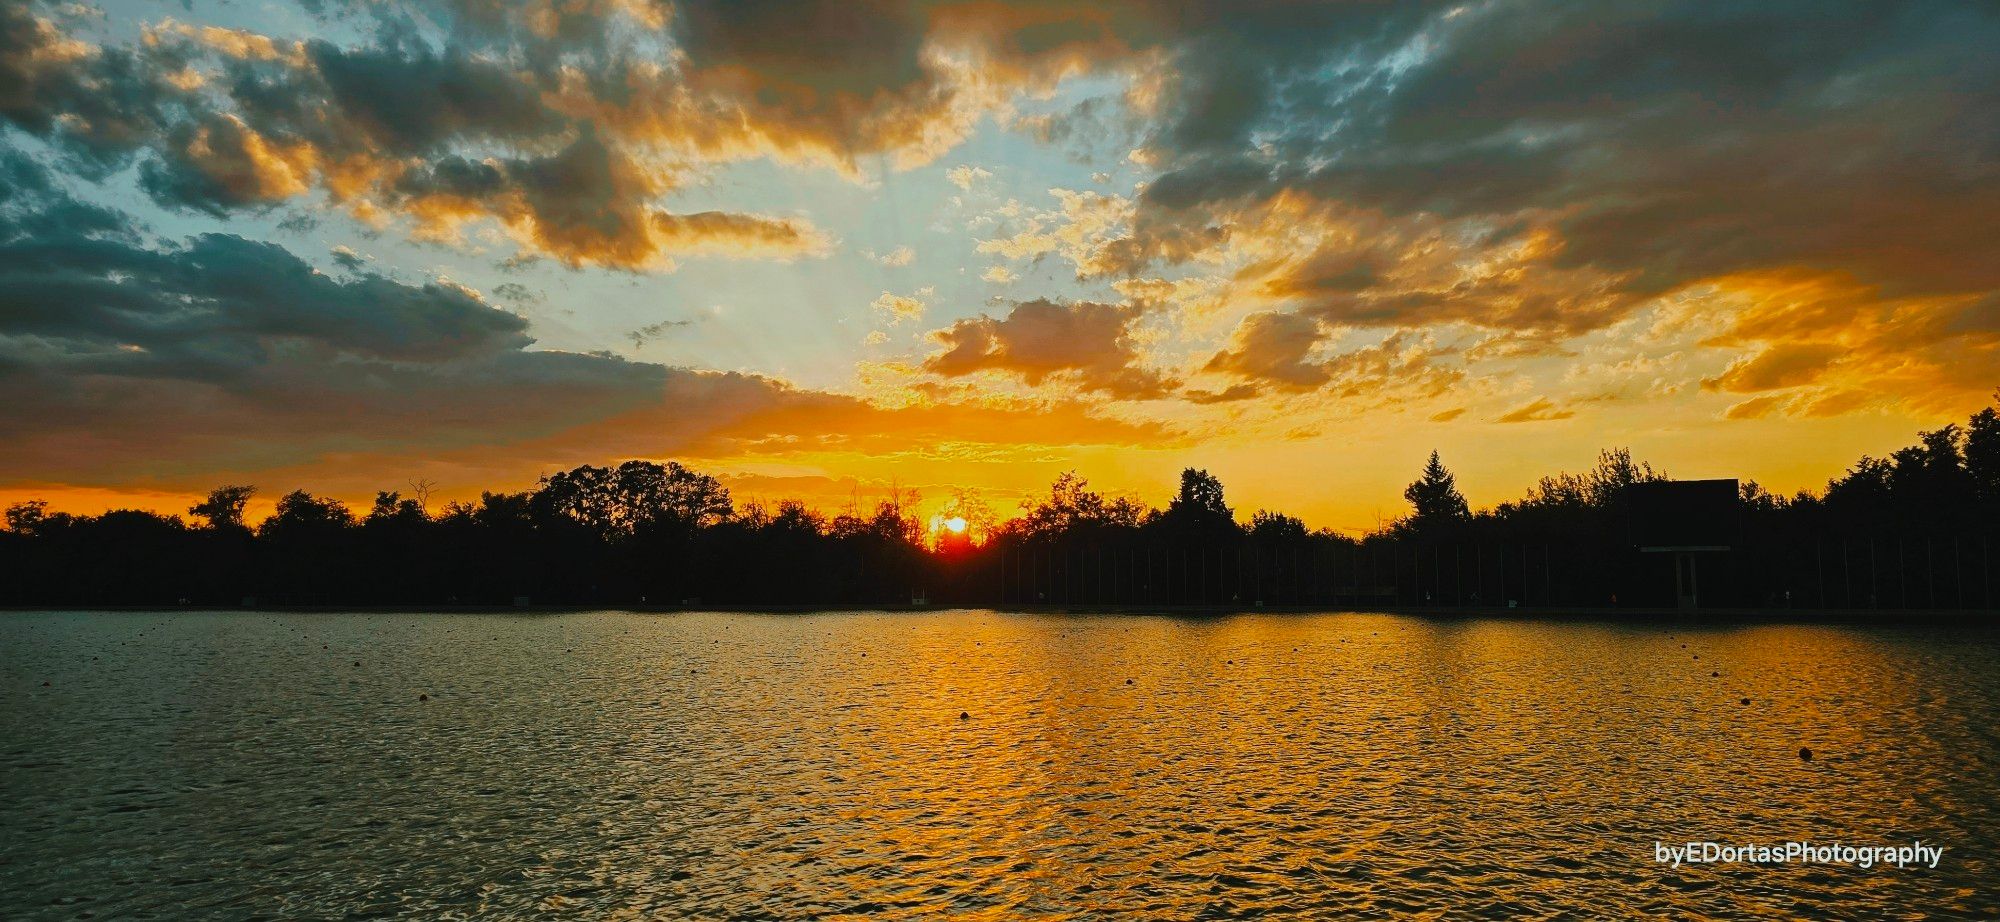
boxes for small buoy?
[1125,678,1134,685]
[1710,671,1719,677]
[1799,747,1813,761]
[1740,697,1751,705]
[353,661,361,667]
[41,681,50,687]
[1692,654,1699,660]
[959,711,969,720]
[419,693,429,701]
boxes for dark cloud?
[14,0,1989,299]
[303,34,565,155]
[1204,313,1464,400]
[1,3,839,268]
[0,152,1169,487]
[388,126,828,268]
[6,0,1994,435]
[488,281,542,306]
[0,154,662,476]
[1183,383,1259,404]
[0,3,199,172]
[674,1,934,98]
[626,318,695,349]
[1101,0,2000,346]
[328,245,367,271]
[137,112,314,214]
[1201,311,1326,391]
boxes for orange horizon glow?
[3,393,1980,538]
[1,4,1993,535]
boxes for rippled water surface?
[4,610,1999,919]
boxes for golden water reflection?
[2,610,1996,918]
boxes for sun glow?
[926,513,974,548]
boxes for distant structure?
[1627,479,1739,608]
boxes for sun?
[927,513,973,546]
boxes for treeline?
[3,396,1997,609]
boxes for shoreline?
[6,603,1997,625]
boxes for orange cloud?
[1496,397,1575,424]
[924,298,1174,399]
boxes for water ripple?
[2,610,1997,918]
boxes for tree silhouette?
[261,490,352,535]
[189,485,255,531]
[1969,398,2000,506]
[534,460,733,539]
[1018,471,1144,537]
[5,500,53,536]
[1160,467,1237,538]
[1247,510,1308,542]
[4,393,2000,609]
[1402,450,1470,529]
[366,491,427,526]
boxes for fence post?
[1926,537,1935,609]
[1815,540,1824,609]
[1898,537,1907,609]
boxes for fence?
[970,533,2000,610]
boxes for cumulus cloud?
[945,0,2000,411]
[2,3,851,270]
[390,127,830,269]
[923,298,1173,399]
[947,164,993,190]
[328,245,366,271]
[867,245,915,267]
[1203,313,1462,402]
[871,290,927,324]
[1203,312,1327,391]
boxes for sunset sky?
[2,1,1996,532]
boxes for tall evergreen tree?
[1403,451,1470,527]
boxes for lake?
[3,610,1997,918]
